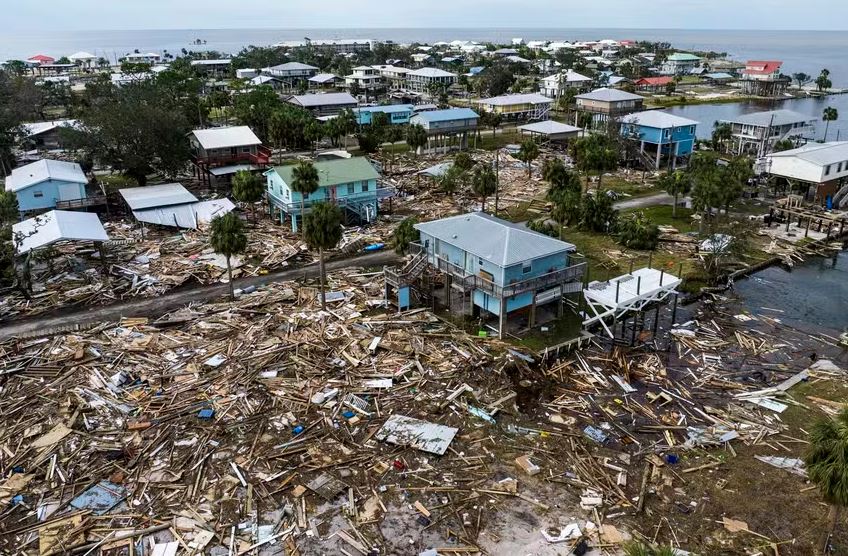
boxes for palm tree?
[392,217,419,254]
[406,124,427,156]
[657,170,691,218]
[291,161,320,235]
[816,69,832,92]
[711,122,732,154]
[231,170,265,226]
[471,163,497,212]
[210,213,247,300]
[517,139,540,178]
[337,109,356,148]
[804,408,848,554]
[823,107,838,141]
[303,201,343,309]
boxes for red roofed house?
[634,76,674,92]
[740,60,789,96]
[27,54,55,65]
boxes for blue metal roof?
[354,104,414,115]
[412,108,479,124]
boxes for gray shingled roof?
[414,212,575,267]
[724,109,815,127]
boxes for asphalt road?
[0,250,400,341]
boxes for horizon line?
[9,25,848,33]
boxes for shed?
[119,183,200,228]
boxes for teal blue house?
[405,213,586,337]
[5,159,89,215]
[621,111,699,169]
[265,157,384,232]
[354,104,414,126]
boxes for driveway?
[1,250,400,340]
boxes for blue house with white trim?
[409,108,479,152]
[354,104,415,126]
[265,157,384,232]
[4,159,89,215]
[621,111,699,169]
[384,212,586,336]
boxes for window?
[522,262,532,274]
[839,163,844,173]
[241,147,251,153]
[825,165,832,176]
[33,191,43,198]
[347,184,355,195]
[689,126,695,134]
[361,182,368,192]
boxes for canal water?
[665,94,848,143]
[734,250,848,332]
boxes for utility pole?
[494,148,500,216]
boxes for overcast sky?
[9,0,848,31]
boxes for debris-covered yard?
[0,261,845,555]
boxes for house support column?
[655,143,662,169]
[498,297,507,339]
[529,297,537,328]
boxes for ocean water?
[2,27,848,86]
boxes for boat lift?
[582,267,682,339]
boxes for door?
[58,182,82,201]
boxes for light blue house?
[266,157,384,232]
[385,212,586,337]
[621,111,699,169]
[409,108,479,151]
[5,159,88,215]
[353,104,415,126]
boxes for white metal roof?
[190,59,231,65]
[119,183,197,210]
[191,126,262,150]
[767,141,848,166]
[264,62,318,72]
[478,93,553,106]
[622,111,699,129]
[415,212,575,267]
[68,51,96,61]
[543,69,592,84]
[194,198,235,224]
[519,120,582,135]
[133,205,199,229]
[407,67,456,78]
[22,119,79,137]
[5,159,87,193]
[289,92,358,108]
[576,88,644,102]
[308,73,340,83]
[13,210,108,254]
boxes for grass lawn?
[624,205,697,232]
[596,176,663,198]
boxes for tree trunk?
[672,192,679,218]
[824,121,830,142]
[319,247,327,310]
[300,198,306,237]
[226,256,234,300]
[597,172,603,191]
[481,196,486,212]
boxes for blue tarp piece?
[69,481,127,515]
